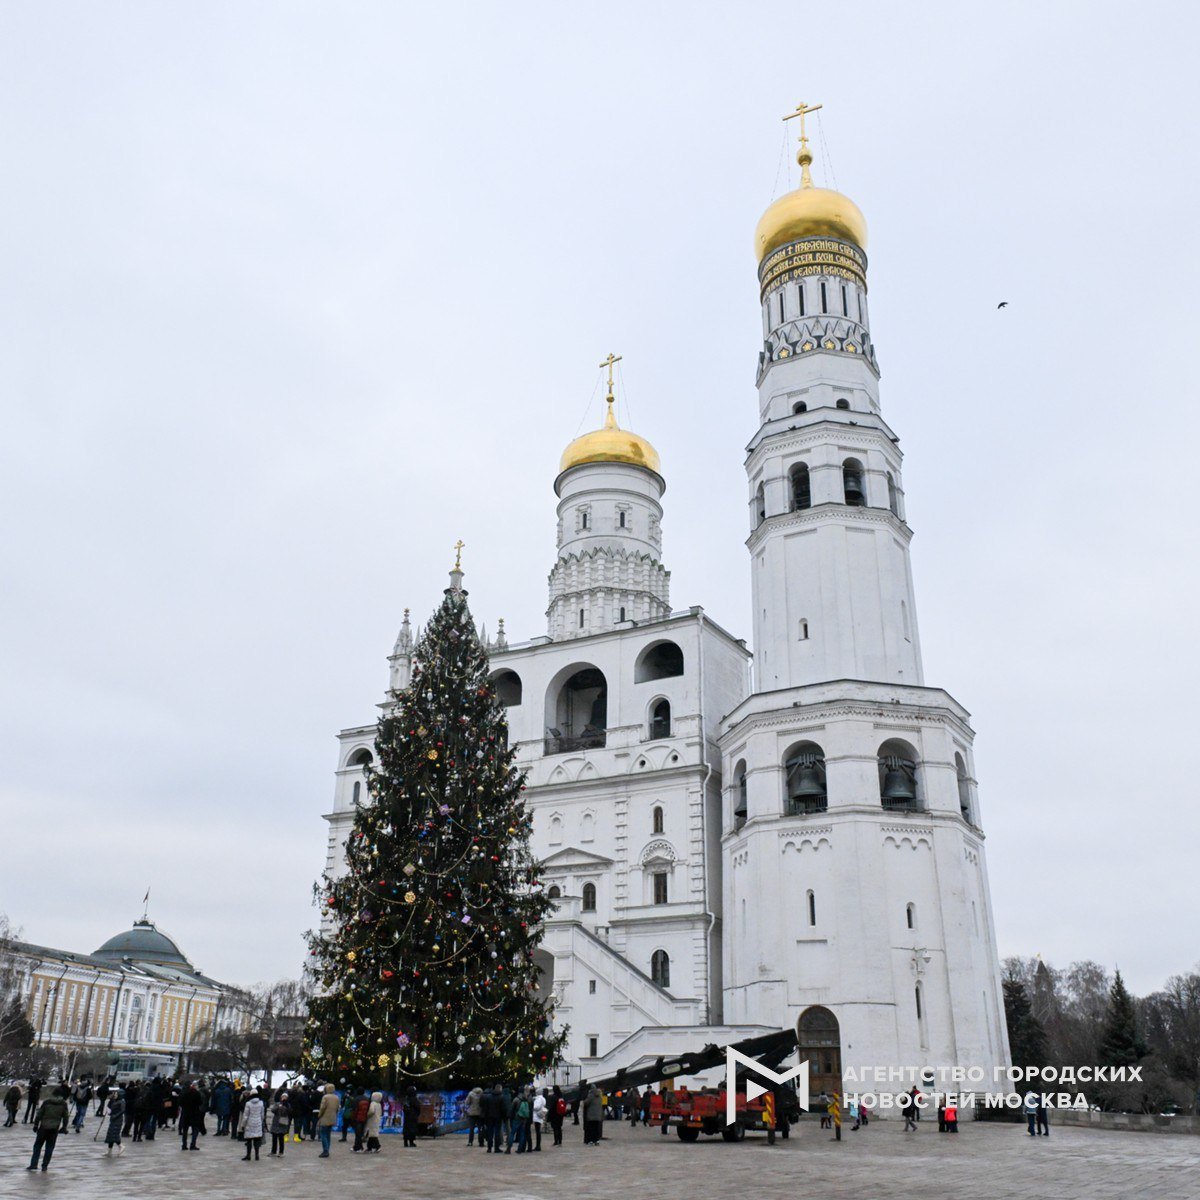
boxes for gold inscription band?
[759,237,868,300]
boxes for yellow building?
[14,919,249,1070]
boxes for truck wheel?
[721,1124,746,1142]
[676,1126,700,1143]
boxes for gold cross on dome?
[783,101,822,186]
[453,539,465,570]
[783,100,822,141]
[599,352,622,402]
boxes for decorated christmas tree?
[304,562,566,1088]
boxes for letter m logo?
[725,1047,810,1126]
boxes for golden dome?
[756,104,867,261]
[559,396,660,475]
[755,184,868,261]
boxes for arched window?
[635,641,684,682]
[649,699,671,740]
[581,812,595,842]
[886,472,900,517]
[836,398,851,410]
[784,741,827,814]
[906,902,916,930]
[492,669,522,707]
[842,458,866,507]
[547,885,561,900]
[755,482,766,527]
[879,738,921,812]
[581,883,597,912]
[651,950,671,988]
[548,814,563,845]
[546,664,608,753]
[652,805,664,835]
[915,984,923,1020]
[734,761,748,830]
[790,462,811,511]
[348,748,373,769]
[352,781,361,805]
[792,401,807,414]
[956,753,972,822]
[807,889,817,927]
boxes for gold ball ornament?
[405,891,417,904]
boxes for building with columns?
[10,920,250,1070]
[324,113,1009,1085]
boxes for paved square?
[1,1117,1196,1199]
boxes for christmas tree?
[304,566,566,1088]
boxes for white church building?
[323,114,1010,1089]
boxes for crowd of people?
[4,1069,1016,1172]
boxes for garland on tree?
[304,578,566,1088]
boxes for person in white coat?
[239,1092,266,1161]
[531,1090,547,1152]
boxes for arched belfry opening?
[797,1005,842,1101]
[545,665,608,754]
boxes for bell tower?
[719,106,1010,1083]
[747,100,920,692]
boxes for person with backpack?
[267,1091,291,1156]
[507,1087,531,1153]
[338,1086,356,1142]
[351,1089,371,1151]
[549,1085,566,1146]
[71,1079,92,1132]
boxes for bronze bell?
[844,476,865,505]
[881,765,916,801]
[790,764,827,799]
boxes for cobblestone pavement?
[1,1118,1196,1199]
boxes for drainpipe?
[39,962,72,1048]
[107,968,129,1050]
[179,986,199,1074]
[696,609,717,1026]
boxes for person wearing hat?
[104,1086,126,1157]
[27,1085,69,1171]
[315,1083,339,1158]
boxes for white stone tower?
[720,105,1009,1089]
[548,354,670,641]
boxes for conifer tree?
[1002,975,1048,1070]
[304,574,566,1088]
[1099,969,1147,1068]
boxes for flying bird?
[997,301,1009,309]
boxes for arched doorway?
[797,1005,842,1101]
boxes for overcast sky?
[2,2,1196,994]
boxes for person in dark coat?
[481,1084,502,1152]
[4,1084,21,1127]
[211,1078,233,1135]
[122,1081,139,1137]
[582,1084,604,1146]
[402,1086,421,1148]
[549,1085,566,1146]
[95,1076,111,1115]
[23,1076,42,1123]
[27,1087,69,1171]
[179,1081,206,1150]
[104,1087,126,1154]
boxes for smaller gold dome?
[559,399,660,475]
[755,184,868,262]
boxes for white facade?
[324,151,1009,1085]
